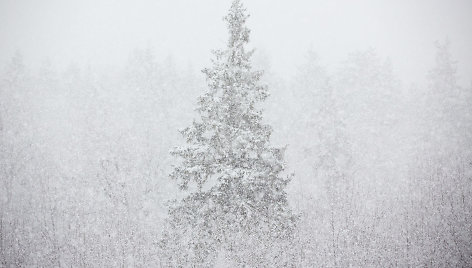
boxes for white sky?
[1,0,471,84]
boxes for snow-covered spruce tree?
[406,41,472,267]
[160,1,296,266]
[291,51,355,267]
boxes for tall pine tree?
[160,1,296,266]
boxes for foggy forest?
[1,0,471,267]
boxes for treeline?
[0,41,471,266]
[0,49,200,267]
[282,43,472,267]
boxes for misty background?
[1,0,472,84]
[0,0,471,267]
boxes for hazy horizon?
[1,0,472,84]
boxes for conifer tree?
[426,40,469,157]
[292,51,354,266]
[411,41,472,267]
[161,1,296,266]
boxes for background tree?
[405,41,472,267]
[290,51,357,267]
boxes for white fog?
[1,0,471,267]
